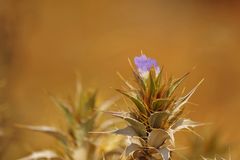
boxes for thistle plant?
[106,54,204,160]
[202,155,230,160]
[184,129,230,160]
[18,81,124,160]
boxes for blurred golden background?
[0,0,240,159]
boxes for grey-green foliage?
[106,57,204,160]
[185,129,230,160]
[18,81,124,160]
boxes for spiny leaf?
[134,71,146,92]
[96,96,120,121]
[16,124,69,145]
[149,68,156,100]
[85,90,97,110]
[90,126,139,137]
[114,126,138,137]
[152,98,170,111]
[107,111,137,122]
[75,79,82,109]
[149,111,170,129]
[116,89,147,115]
[129,136,146,147]
[97,119,124,132]
[76,90,97,120]
[98,96,120,111]
[81,115,96,133]
[148,129,170,148]
[124,117,147,137]
[167,129,175,146]
[128,58,146,91]
[167,72,189,97]
[201,155,227,160]
[124,143,142,156]
[50,95,75,125]
[117,72,134,90]
[168,107,185,127]
[158,147,171,160]
[155,66,163,86]
[171,79,204,116]
[18,150,60,160]
[111,113,146,137]
[171,119,204,132]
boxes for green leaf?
[155,67,163,90]
[110,112,147,137]
[167,129,175,146]
[148,128,170,148]
[171,79,204,116]
[95,96,120,121]
[16,124,69,145]
[167,72,189,97]
[128,58,146,91]
[108,110,137,118]
[171,118,203,132]
[50,95,75,125]
[117,72,134,90]
[133,71,147,92]
[149,111,170,128]
[124,143,142,156]
[75,80,82,109]
[114,126,138,137]
[149,69,156,100]
[82,115,96,133]
[97,118,123,131]
[116,89,147,115]
[124,117,147,137]
[152,98,170,111]
[18,150,60,160]
[85,90,97,110]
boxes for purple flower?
[134,54,160,77]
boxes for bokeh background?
[0,0,240,159]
